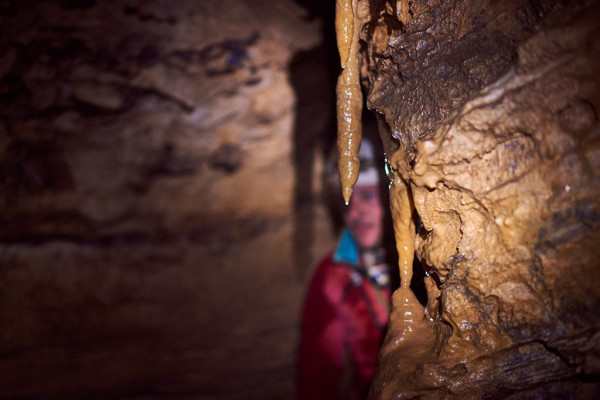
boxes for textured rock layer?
[362,0,600,398]
[0,1,332,399]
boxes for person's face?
[344,185,384,250]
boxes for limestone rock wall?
[0,1,334,398]
[363,0,600,398]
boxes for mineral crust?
[359,0,600,398]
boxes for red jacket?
[297,232,391,400]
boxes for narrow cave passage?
[1,1,598,399]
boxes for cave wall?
[0,1,334,398]
[361,0,600,398]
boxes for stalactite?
[335,0,369,204]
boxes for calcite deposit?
[335,0,370,204]
[337,0,600,398]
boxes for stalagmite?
[366,150,436,399]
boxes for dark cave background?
[0,0,413,398]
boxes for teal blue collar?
[333,228,360,266]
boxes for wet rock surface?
[365,0,573,154]
[364,0,600,398]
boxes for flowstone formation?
[337,0,600,398]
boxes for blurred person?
[296,138,392,400]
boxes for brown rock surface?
[0,1,334,399]
[361,0,600,398]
